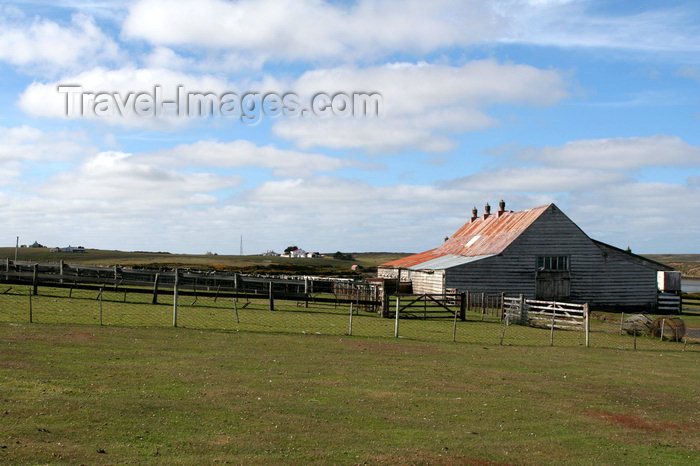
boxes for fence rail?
[1,260,696,352]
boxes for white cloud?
[273,60,568,153]
[537,135,700,170]
[38,151,239,208]
[120,0,700,70]
[142,140,359,177]
[448,167,629,192]
[18,66,234,127]
[123,0,501,64]
[0,126,95,181]
[0,13,122,74]
[0,126,93,163]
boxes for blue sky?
[1,0,699,254]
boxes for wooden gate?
[394,293,465,320]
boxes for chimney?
[444,236,449,242]
[498,199,506,217]
[483,202,491,219]
[471,206,478,222]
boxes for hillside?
[644,254,700,278]
[0,248,410,277]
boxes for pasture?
[0,321,698,464]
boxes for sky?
[1,0,699,255]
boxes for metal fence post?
[499,313,509,345]
[584,303,590,348]
[452,306,458,342]
[173,268,179,327]
[500,292,505,320]
[549,305,556,346]
[269,281,274,311]
[394,295,400,338]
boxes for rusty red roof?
[380,204,552,269]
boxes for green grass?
[1,285,697,354]
[0,322,698,464]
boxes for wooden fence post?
[59,260,64,284]
[459,292,466,321]
[519,294,525,323]
[381,288,389,318]
[660,318,665,341]
[173,268,179,327]
[394,295,400,338]
[152,273,160,304]
[32,264,38,296]
[584,303,590,348]
[269,281,274,311]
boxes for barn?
[378,202,674,311]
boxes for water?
[683,279,700,293]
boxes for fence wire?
[0,285,697,352]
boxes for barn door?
[536,271,571,301]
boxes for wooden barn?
[378,202,674,311]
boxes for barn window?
[537,255,569,271]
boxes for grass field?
[0,322,698,464]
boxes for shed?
[378,202,674,312]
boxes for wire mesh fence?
[0,284,697,352]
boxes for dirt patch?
[588,410,699,432]
[339,339,441,355]
[5,330,94,344]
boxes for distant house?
[289,248,307,258]
[50,245,86,253]
[378,202,673,311]
[262,250,280,256]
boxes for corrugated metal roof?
[380,204,552,270]
[407,254,494,270]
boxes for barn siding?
[408,270,445,294]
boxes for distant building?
[262,250,280,256]
[29,241,45,248]
[50,245,86,253]
[378,202,673,312]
